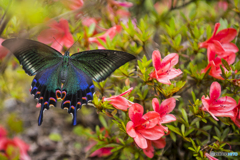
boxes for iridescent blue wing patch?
[60,62,95,125]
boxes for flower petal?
[159,97,176,115]
[214,28,238,43]
[106,96,131,111]
[161,53,179,68]
[143,140,154,158]
[210,82,221,101]
[119,87,133,96]
[210,110,235,118]
[134,132,147,149]
[138,126,164,140]
[152,98,160,112]
[201,96,210,111]
[210,96,237,112]
[141,111,160,128]
[161,114,176,124]
[205,153,219,160]
[129,103,143,124]
[152,138,166,149]
[152,50,162,71]
[126,121,137,138]
[222,43,239,53]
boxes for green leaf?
[185,128,195,137]
[201,125,212,131]
[0,153,8,160]
[213,136,220,141]
[221,58,231,71]
[214,127,221,138]
[191,90,196,102]
[111,146,123,152]
[96,125,100,137]
[87,23,96,37]
[191,117,201,125]
[104,143,121,148]
[181,108,189,125]
[175,34,182,46]
[190,138,197,149]
[49,133,62,142]
[220,65,227,79]
[203,67,211,79]
[181,124,185,136]
[170,131,177,142]
[99,115,108,129]
[188,147,195,152]
[167,125,182,136]
[221,128,229,141]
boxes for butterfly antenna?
[66,36,81,53]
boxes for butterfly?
[2,38,135,126]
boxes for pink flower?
[0,38,9,59]
[88,25,122,49]
[103,87,133,111]
[152,98,176,132]
[38,18,74,52]
[201,82,237,121]
[85,141,113,157]
[205,153,219,160]
[0,137,30,160]
[201,60,224,80]
[150,50,182,85]
[143,138,166,158]
[199,23,237,50]
[84,128,113,157]
[126,103,164,149]
[61,0,84,10]
[110,0,133,8]
[199,23,238,80]
[231,100,240,128]
[0,126,7,138]
[216,1,228,11]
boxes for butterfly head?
[64,51,70,56]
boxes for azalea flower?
[88,25,122,49]
[205,153,219,160]
[61,0,84,10]
[38,18,74,52]
[85,141,113,157]
[150,50,182,85]
[231,100,240,128]
[0,38,9,60]
[126,103,164,149]
[201,82,237,120]
[0,126,7,138]
[199,23,237,50]
[216,1,228,11]
[143,138,166,158]
[84,128,113,157]
[199,23,238,80]
[0,137,30,160]
[110,0,133,8]
[103,87,133,111]
[152,98,177,132]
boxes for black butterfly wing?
[60,62,95,125]
[2,38,62,76]
[70,50,136,82]
[2,38,63,125]
[31,62,62,126]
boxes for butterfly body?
[2,38,135,126]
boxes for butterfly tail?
[61,85,95,125]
